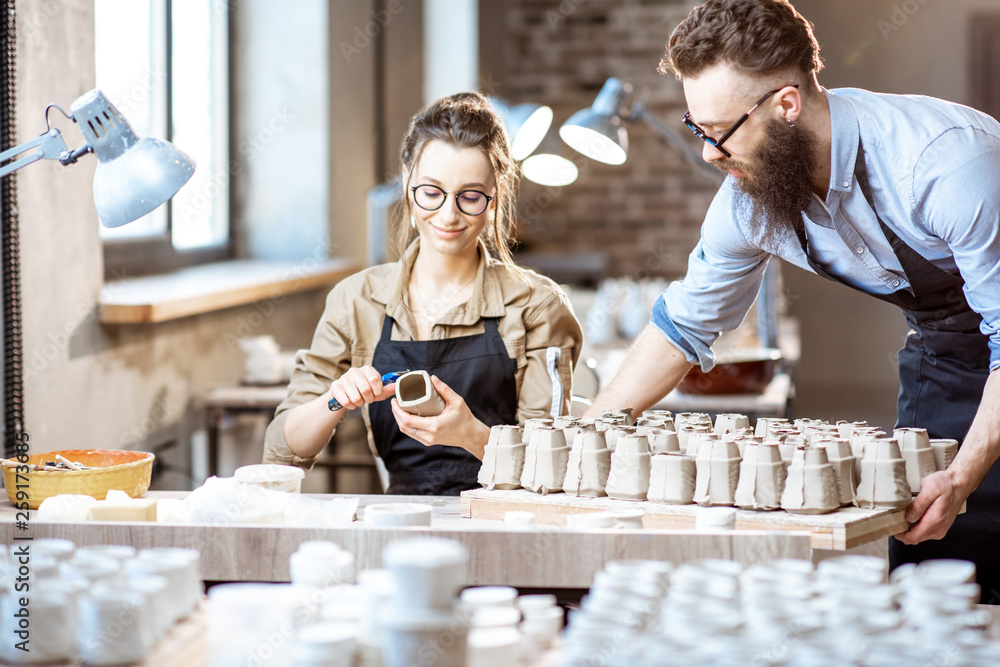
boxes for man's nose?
[703,142,727,163]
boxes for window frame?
[101,0,232,280]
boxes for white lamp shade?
[71,89,196,228]
[507,104,553,161]
[559,110,628,166]
[520,153,579,187]
[93,137,196,228]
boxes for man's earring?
[410,214,416,229]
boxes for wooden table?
[4,492,810,587]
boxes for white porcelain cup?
[365,502,434,527]
[290,542,355,588]
[28,538,76,563]
[138,547,202,616]
[379,607,468,667]
[0,587,76,664]
[382,538,466,611]
[77,589,151,665]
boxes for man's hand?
[895,469,966,544]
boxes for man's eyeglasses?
[410,184,494,216]
[682,85,798,158]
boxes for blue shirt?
[652,88,1000,372]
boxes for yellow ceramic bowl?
[2,449,155,509]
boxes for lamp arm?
[0,128,72,179]
[627,104,724,184]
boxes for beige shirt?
[263,239,583,469]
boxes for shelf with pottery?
[459,488,906,551]
[1,491,809,588]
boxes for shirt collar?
[825,89,861,193]
[373,237,505,325]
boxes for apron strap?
[853,140,963,295]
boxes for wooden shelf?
[99,258,361,324]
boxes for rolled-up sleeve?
[655,180,771,371]
[263,285,355,469]
[517,286,584,422]
[914,127,1000,371]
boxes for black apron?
[368,315,518,496]
[794,144,1000,602]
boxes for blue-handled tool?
[328,370,409,411]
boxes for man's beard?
[716,118,819,252]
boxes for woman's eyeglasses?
[682,85,798,158]
[411,184,494,216]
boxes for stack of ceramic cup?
[377,537,468,667]
[460,586,521,667]
[562,559,670,667]
[895,560,989,636]
[559,556,999,667]
[517,594,564,662]
[0,539,203,666]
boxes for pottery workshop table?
[1,491,810,587]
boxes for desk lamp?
[559,77,779,349]
[559,77,721,182]
[0,88,196,227]
[1,89,195,457]
[492,98,579,188]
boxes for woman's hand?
[390,375,491,459]
[328,365,397,411]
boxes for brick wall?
[488,0,717,281]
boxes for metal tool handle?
[328,370,409,411]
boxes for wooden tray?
[460,488,908,550]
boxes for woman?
[263,92,583,495]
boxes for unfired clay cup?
[478,425,524,490]
[734,443,785,510]
[647,453,696,505]
[780,447,839,515]
[520,426,569,495]
[754,418,789,438]
[930,439,959,472]
[694,440,741,506]
[647,428,680,454]
[856,438,911,510]
[684,431,719,458]
[714,413,750,436]
[605,434,651,501]
[894,428,936,494]
[815,438,857,506]
[395,370,446,417]
[564,431,610,498]
[837,420,869,440]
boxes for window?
[95,0,229,276]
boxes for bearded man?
[585,0,1000,601]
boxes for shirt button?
[842,180,850,188]
[892,280,900,287]
[856,247,865,254]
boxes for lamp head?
[559,78,630,165]
[70,89,195,228]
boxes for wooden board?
[460,488,909,551]
[0,492,810,589]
